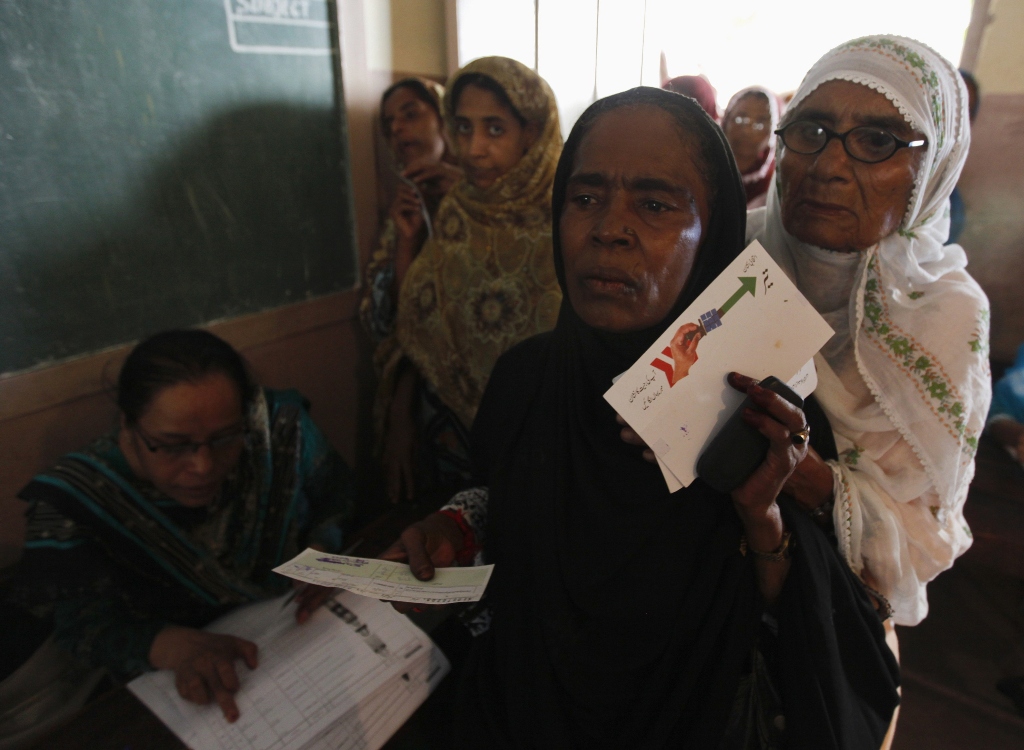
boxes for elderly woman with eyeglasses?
[5,330,354,723]
[747,35,991,632]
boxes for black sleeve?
[775,501,900,750]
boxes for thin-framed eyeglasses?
[775,120,927,164]
[133,423,249,460]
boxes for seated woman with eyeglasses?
[747,36,991,637]
[6,330,354,722]
[721,86,780,209]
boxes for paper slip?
[605,241,834,491]
[129,591,450,750]
[274,548,494,605]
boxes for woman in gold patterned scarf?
[376,57,562,503]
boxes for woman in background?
[6,330,353,723]
[947,68,980,245]
[375,57,563,504]
[722,86,780,208]
[360,77,460,342]
[662,74,719,121]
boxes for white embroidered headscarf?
[750,36,992,623]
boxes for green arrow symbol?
[718,277,757,317]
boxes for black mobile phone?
[695,376,804,494]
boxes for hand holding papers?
[605,241,834,491]
[274,548,494,605]
[130,592,449,750]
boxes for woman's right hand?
[389,183,427,294]
[379,512,464,613]
[669,322,702,384]
[149,625,258,723]
[389,182,425,242]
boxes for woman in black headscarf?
[385,87,899,749]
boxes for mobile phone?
[695,376,804,494]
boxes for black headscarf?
[457,87,899,749]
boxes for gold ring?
[791,427,810,445]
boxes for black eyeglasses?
[133,424,248,461]
[775,120,927,164]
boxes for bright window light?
[457,0,536,70]
[456,0,973,137]
[649,0,973,107]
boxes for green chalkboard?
[0,0,356,373]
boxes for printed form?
[129,591,449,750]
[273,550,494,605]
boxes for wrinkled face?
[778,80,925,252]
[560,105,710,332]
[381,86,445,167]
[453,83,537,190]
[121,373,246,508]
[724,92,772,174]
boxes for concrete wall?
[960,0,1024,363]
[972,0,1024,93]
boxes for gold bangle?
[739,531,793,562]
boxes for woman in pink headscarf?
[662,75,719,122]
[722,86,781,208]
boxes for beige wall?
[974,0,1024,94]
[391,0,448,77]
[363,0,448,77]
[960,0,1024,362]
[0,2,451,569]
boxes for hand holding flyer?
[605,241,834,491]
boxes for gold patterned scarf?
[386,57,563,429]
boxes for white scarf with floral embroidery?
[749,35,991,625]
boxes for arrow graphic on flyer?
[718,276,757,316]
[651,277,757,383]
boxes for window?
[454,0,973,138]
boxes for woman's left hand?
[729,372,807,602]
[728,372,809,523]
